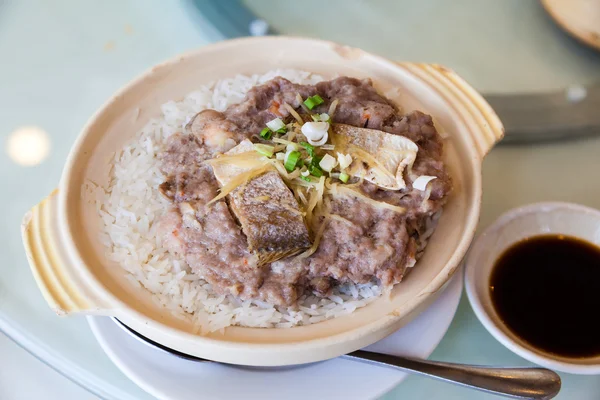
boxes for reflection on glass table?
[195,0,600,91]
[0,332,97,400]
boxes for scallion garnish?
[310,155,322,167]
[275,127,287,134]
[303,95,324,110]
[300,142,315,157]
[308,155,324,177]
[254,144,275,158]
[300,176,311,182]
[284,150,301,172]
[311,112,331,123]
[309,165,323,177]
[266,118,285,131]
[260,127,272,140]
[339,172,350,183]
[318,154,337,172]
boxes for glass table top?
[1,1,599,399]
[238,0,600,92]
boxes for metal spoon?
[113,318,561,399]
[345,350,560,399]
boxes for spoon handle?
[342,351,561,399]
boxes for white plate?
[87,272,463,400]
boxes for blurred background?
[1,1,599,399]
[201,0,600,91]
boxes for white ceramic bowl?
[465,202,600,375]
[22,36,503,366]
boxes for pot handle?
[397,63,504,158]
[21,190,109,315]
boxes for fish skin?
[210,140,311,266]
[229,170,311,266]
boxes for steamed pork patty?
[157,76,452,307]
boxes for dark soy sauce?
[490,234,600,359]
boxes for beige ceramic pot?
[21,37,503,366]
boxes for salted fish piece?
[210,140,311,265]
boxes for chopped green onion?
[319,154,338,172]
[304,98,316,110]
[286,143,298,152]
[284,150,301,171]
[260,127,272,140]
[337,153,353,169]
[275,127,287,134]
[254,144,275,158]
[308,154,324,177]
[266,118,285,131]
[339,172,350,183]
[309,165,323,177]
[300,176,311,182]
[303,95,324,110]
[310,112,331,123]
[310,155,322,167]
[300,142,315,157]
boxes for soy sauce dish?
[465,202,600,374]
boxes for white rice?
[94,69,384,334]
